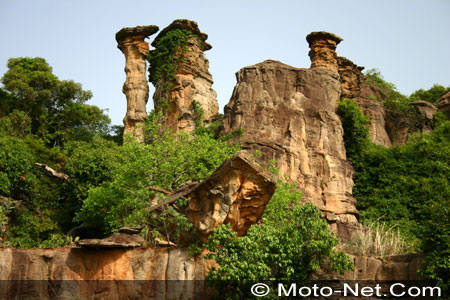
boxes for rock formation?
[221,58,358,223]
[0,247,422,299]
[438,91,450,119]
[116,25,159,142]
[307,31,343,72]
[411,100,437,134]
[150,19,219,133]
[337,56,392,147]
[185,152,277,240]
[76,227,145,248]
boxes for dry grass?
[346,221,414,257]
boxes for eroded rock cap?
[151,19,212,50]
[306,31,343,45]
[115,25,159,43]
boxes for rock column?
[116,25,159,142]
[307,31,343,72]
[150,19,219,133]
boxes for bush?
[205,182,353,299]
[75,111,239,241]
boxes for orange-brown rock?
[315,253,424,281]
[0,247,423,299]
[185,152,277,240]
[151,19,219,133]
[221,59,358,223]
[438,91,450,119]
[307,31,343,72]
[337,56,392,147]
[116,25,159,142]
[0,247,210,300]
[411,100,437,134]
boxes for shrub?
[75,111,239,241]
[205,182,353,299]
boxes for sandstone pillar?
[150,19,219,133]
[116,25,159,142]
[307,31,343,72]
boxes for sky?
[1,0,449,126]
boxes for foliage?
[1,57,111,146]
[346,221,414,257]
[205,182,353,299]
[338,99,450,291]
[418,202,450,295]
[0,57,118,247]
[338,99,370,159]
[147,29,194,85]
[410,84,450,104]
[364,69,421,130]
[75,111,239,241]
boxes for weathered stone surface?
[116,25,159,142]
[0,247,210,299]
[337,56,392,147]
[0,247,423,299]
[185,152,277,239]
[411,100,437,121]
[314,253,424,281]
[221,60,358,223]
[151,19,218,133]
[307,31,343,72]
[438,91,450,119]
[411,100,437,134]
[76,232,145,248]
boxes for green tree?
[1,57,110,146]
[410,84,450,104]
[75,111,239,241]
[205,182,353,299]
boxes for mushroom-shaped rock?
[185,152,277,240]
[307,31,343,72]
[116,25,159,142]
[150,19,219,134]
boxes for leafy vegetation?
[1,57,111,147]
[205,182,353,299]
[410,84,450,104]
[338,97,450,291]
[75,111,239,242]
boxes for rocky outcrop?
[307,31,343,72]
[221,59,358,223]
[0,247,210,300]
[337,56,392,147]
[315,253,424,281]
[438,91,450,119]
[411,100,437,134]
[185,152,277,240]
[151,19,219,133]
[76,227,145,248]
[116,25,159,142]
[0,247,423,299]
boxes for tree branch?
[35,163,69,181]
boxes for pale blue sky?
[1,0,449,125]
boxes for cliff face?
[221,32,358,223]
[0,247,422,299]
[337,56,392,147]
[221,60,358,223]
[151,20,219,133]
